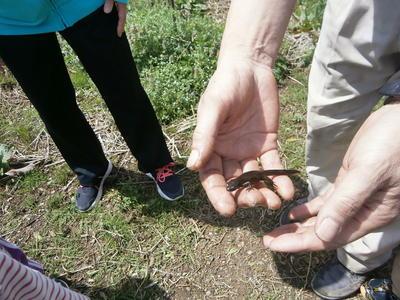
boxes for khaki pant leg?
[307,0,400,272]
[392,251,400,297]
[337,218,400,273]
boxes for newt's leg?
[243,181,254,190]
[262,177,278,194]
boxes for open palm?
[189,60,296,216]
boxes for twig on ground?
[303,252,313,289]
[5,161,39,176]
[61,265,93,275]
[288,75,305,86]
[62,177,76,192]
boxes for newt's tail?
[262,169,300,176]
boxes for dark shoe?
[146,162,184,201]
[75,160,113,212]
[311,257,368,299]
[53,278,69,288]
[279,196,308,226]
[361,278,399,300]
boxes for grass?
[0,1,356,299]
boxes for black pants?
[0,7,172,185]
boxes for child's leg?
[0,33,109,185]
[60,8,172,173]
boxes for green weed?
[0,144,11,175]
[294,0,327,32]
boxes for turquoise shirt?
[0,0,127,35]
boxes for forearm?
[219,0,296,68]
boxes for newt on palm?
[226,169,299,192]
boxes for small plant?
[0,144,11,175]
[174,0,208,16]
[294,0,327,32]
[274,56,292,85]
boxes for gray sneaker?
[311,257,368,299]
[361,278,399,300]
[75,160,113,212]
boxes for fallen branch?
[4,159,43,177]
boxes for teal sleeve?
[116,0,128,3]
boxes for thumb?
[104,0,114,13]
[314,167,378,243]
[187,96,227,170]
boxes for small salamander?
[226,169,300,192]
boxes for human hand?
[263,100,400,252]
[104,0,127,37]
[187,57,296,216]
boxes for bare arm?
[218,0,297,67]
[188,0,297,216]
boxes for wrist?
[218,46,275,70]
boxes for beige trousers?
[307,0,400,279]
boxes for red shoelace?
[155,162,175,183]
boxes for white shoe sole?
[78,160,113,212]
[145,173,184,201]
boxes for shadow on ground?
[110,164,334,293]
[108,164,309,235]
[108,167,395,295]
[64,276,169,300]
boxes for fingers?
[103,0,114,13]
[258,188,282,210]
[315,167,378,243]
[199,153,237,217]
[265,228,330,252]
[187,92,227,171]
[260,149,296,200]
[287,196,324,222]
[116,4,127,37]
[222,159,241,180]
[103,1,127,37]
[263,217,333,252]
[236,159,282,209]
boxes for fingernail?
[186,150,199,169]
[316,218,341,242]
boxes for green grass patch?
[18,170,48,193]
[47,193,66,210]
[50,165,73,186]
[129,5,223,123]
[0,70,17,86]
[279,70,308,172]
